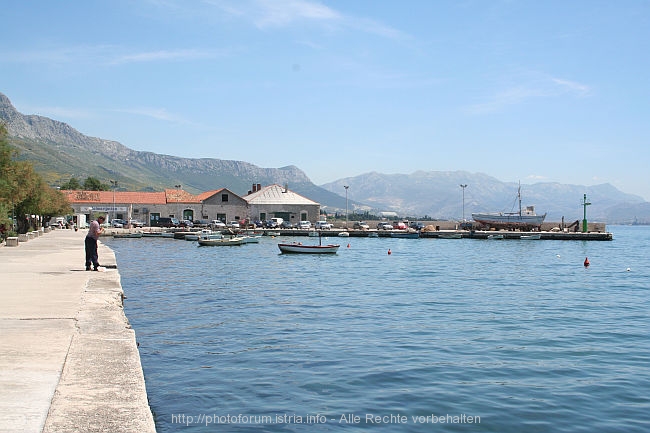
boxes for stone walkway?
[0,229,155,433]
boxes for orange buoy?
[584,257,590,267]
[388,249,392,255]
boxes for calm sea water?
[106,226,650,432]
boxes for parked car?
[353,221,369,230]
[377,222,393,230]
[409,222,425,231]
[192,219,210,227]
[111,219,126,228]
[298,221,312,229]
[315,221,332,230]
[281,220,295,229]
[211,220,226,229]
[392,221,407,230]
[156,217,180,227]
[264,220,278,228]
[129,219,144,228]
[253,220,264,228]
[228,221,240,229]
[180,219,194,228]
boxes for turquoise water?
[107,226,650,432]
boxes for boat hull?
[278,243,340,254]
[389,232,419,239]
[198,237,244,246]
[472,212,546,229]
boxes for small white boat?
[520,234,541,240]
[487,234,504,240]
[185,229,219,241]
[266,230,281,236]
[338,231,350,237]
[242,235,262,243]
[308,230,319,237]
[198,236,244,246]
[278,242,340,254]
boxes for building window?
[221,194,228,202]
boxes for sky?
[1,0,649,199]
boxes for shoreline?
[0,228,155,432]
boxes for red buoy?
[347,243,350,248]
[584,257,590,267]
[388,249,392,255]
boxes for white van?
[271,217,284,226]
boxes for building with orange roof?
[64,188,249,226]
[64,184,320,227]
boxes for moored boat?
[520,234,541,240]
[390,231,419,239]
[472,183,546,230]
[198,236,244,246]
[278,242,340,254]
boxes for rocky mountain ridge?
[2,91,648,223]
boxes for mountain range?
[1,92,648,224]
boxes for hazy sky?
[2,1,649,199]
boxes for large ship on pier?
[472,183,546,229]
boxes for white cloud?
[113,107,191,124]
[111,48,223,65]
[465,72,592,114]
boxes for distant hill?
[0,92,347,208]
[2,91,648,224]
[321,171,648,224]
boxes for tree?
[60,177,82,190]
[83,176,110,191]
[0,123,72,235]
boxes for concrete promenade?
[0,229,156,433]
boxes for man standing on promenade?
[85,215,105,271]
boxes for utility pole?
[459,184,467,222]
[110,180,118,222]
[582,193,591,233]
[344,185,349,229]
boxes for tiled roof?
[164,189,202,203]
[243,184,319,205]
[63,190,167,204]
[195,189,225,201]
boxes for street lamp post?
[110,180,118,222]
[344,185,349,229]
[459,184,467,223]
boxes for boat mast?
[518,181,522,216]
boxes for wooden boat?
[198,236,244,246]
[278,242,340,254]
[472,182,546,230]
[390,231,419,239]
[520,234,541,240]
[112,232,143,239]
